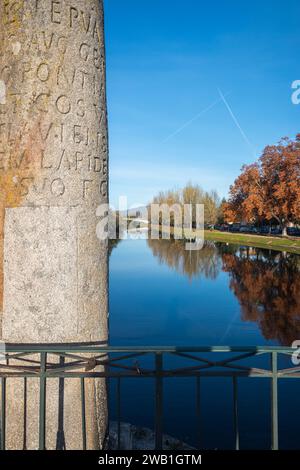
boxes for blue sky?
[104,0,300,208]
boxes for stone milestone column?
[0,1,108,449]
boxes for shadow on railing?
[0,344,300,450]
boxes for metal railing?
[0,344,299,450]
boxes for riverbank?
[204,230,300,254]
[151,225,300,255]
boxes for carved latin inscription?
[0,0,108,205]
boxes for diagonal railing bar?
[0,361,90,375]
[0,364,41,374]
[107,363,150,374]
[49,351,101,362]
[4,357,43,366]
[172,350,260,369]
[49,351,109,363]
[206,353,261,370]
[279,351,294,356]
[161,355,269,376]
[0,359,92,373]
[277,366,300,376]
[163,363,271,376]
[43,361,95,375]
[172,350,258,364]
[217,363,270,375]
[93,358,145,370]
[32,354,148,374]
[217,351,258,365]
[42,360,149,376]
[109,358,258,376]
[0,352,40,362]
[108,352,148,363]
[0,352,96,370]
[171,351,215,366]
[160,363,218,375]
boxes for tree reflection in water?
[147,238,300,346]
[221,246,300,346]
[147,239,222,281]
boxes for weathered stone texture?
[0,0,109,449]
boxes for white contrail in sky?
[218,87,256,157]
[162,93,230,143]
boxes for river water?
[109,239,300,449]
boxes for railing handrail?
[0,344,296,353]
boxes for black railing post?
[39,352,47,450]
[1,377,6,450]
[117,378,121,450]
[81,378,87,450]
[271,352,279,450]
[155,352,163,450]
[23,377,27,450]
[196,375,201,449]
[232,377,240,450]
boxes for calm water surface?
[109,239,300,449]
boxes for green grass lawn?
[152,225,300,255]
[204,230,300,255]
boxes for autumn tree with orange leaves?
[224,134,300,236]
[221,250,300,346]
